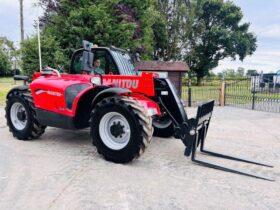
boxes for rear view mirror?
[135,52,141,62]
[83,40,93,51]
[82,40,94,72]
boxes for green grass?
[182,86,220,103]
[0,77,23,106]
[182,84,280,105]
[0,77,14,83]
[0,83,14,106]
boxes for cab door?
[92,49,119,75]
[70,49,119,75]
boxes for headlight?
[90,76,102,85]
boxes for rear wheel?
[90,96,153,163]
[153,115,174,138]
[5,90,46,140]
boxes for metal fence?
[182,82,221,107]
[225,75,280,113]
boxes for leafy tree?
[0,37,18,76]
[207,70,216,78]
[217,72,224,80]
[225,69,235,78]
[185,0,257,85]
[153,0,193,61]
[21,35,67,77]
[38,0,156,60]
[246,69,257,76]
[236,67,245,78]
[0,48,11,76]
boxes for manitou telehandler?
[6,41,273,181]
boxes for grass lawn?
[0,77,14,83]
[0,83,13,106]
[0,78,23,106]
[181,84,280,105]
[181,86,220,103]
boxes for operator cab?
[70,41,137,76]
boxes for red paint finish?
[128,93,161,116]
[30,72,158,117]
[102,72,155,96]
[30,74,92,117]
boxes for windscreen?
[110,51,137,75]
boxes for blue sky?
[215,0,280,73]
[0,0,279,73]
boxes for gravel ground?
[0,106,279,210]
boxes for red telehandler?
[6,41,273,181]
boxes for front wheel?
[90,96,153,163]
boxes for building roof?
[135,61,189,72]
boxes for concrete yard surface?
[0,106,279,210]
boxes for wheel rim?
[10,102,28,130]
[99,112,131,150]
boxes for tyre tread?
[5,89,46,140]
[90,96,153,163]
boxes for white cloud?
[0,0,43,42]
[214,49,280,73]
[0,0,38,10]
[253,24,280,39]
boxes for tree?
[21,35,67,77]
[0,37,18,76]
[153,0,193,61]
[0,49,11,76]
[185,0,257,85]
[38,0,156,60]
[246,69,257,76]
[207,70,216,78]
[225,69,235,78]
[217,72,224,80]
[236,67,245,78]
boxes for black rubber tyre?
[90,96,153,163]
[153,116,174,138]
[5,90,46,140]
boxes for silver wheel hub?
[10,102,27,130]
[99,112,131,150]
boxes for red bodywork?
[30,72,160,117]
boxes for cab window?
[71,51,83,74]
[70,49,119,75]
[93,50,119,75]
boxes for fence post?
[188,72,192,107]
[252,76,256,110]
[219,81,226,106]
[188,87,192,107]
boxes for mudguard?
[91,87,131,107]
[91,88,160,116]
[6,85,30,98]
